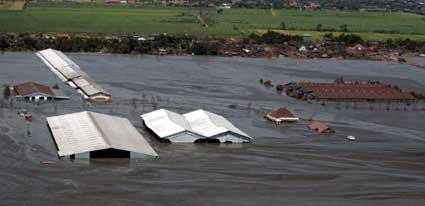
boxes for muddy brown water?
[0,52,425,205]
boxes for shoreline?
[3,50,424,69]
[1,31,424,69]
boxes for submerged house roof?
[36,48,111,100]
[141,109,251,143]
[266,107,299,123]
[47,111,158,157]
[141,109,196,138]
[14,82,55,97]
[309,121,334,133]
[269,108,296,118]
[183,109,250,138]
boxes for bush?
[257,31,302,43]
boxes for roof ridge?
[86,111,111,147]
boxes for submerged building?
[309,121,334,133]
[265,107,299,124]
[36,48,112,102]
[47,111,158,159]
[142,109,252,143]
[13,81,68,101]
[285,82,416,101]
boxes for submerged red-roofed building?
[309,121,334,133]
[13,82,68,102]
[265,108,299,124]
[285,82,416,101]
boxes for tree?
[280,21,287,30]
[3,84,10,100]
[316,24,322,31]
[339,24,348,32]
[0,35,9,51]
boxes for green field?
[1,2,425,40]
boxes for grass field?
[0,2,425,40]
[0,1,25,11]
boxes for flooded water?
[0,52,425,205]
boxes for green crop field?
[1,2,425,40]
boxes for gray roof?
[36,49,111,97]
[47,111,158,157]
[71,76,110,96]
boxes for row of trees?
[0,31,424,54]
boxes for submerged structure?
[309,121,334,133]
[47,111,158,159]
[141,109,252,143]
[265,107,299,124]
[12,81,68,101]
[36,48,112,102]
[285,82,416,101]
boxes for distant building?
[159,0,189,6]
[364,6,387,12]
[289,0,298,8]
[265,108,299,124]
[47,111,158,159]
[142,109,252,143]
[303,33,313,43]
[303,1,320,10]
[13,82,68,102]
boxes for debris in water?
[347,135,356,141]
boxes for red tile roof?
[269,108,296,118]
[293,82,415,100]
[309,121,333,133]
[14,82,54,96]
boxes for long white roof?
[141,109,251,139]
[36,48,82,80]
[141,109,195,138]
[47,111,158,157]
[183,109,250,138]
[71,76,109,96]
[36,48,110,97]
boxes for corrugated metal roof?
[183,110,250,138]
[141,109,194,138]
[36,49,81,80]
[72,77,109,96]
[47,111,158,157]
[37,49,110,98]
[142,109,251,141]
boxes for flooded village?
[1,0,425,204]
[0,51,424,205]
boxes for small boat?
[347,135,356,141]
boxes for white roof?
[47,111,158,157]
[36,49,81,80]
[141,109,195,138]
[142,109,251,140]
[183,109,250,138]
[71,76,109,96]
[36,48,110,97]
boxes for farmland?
[0,2,425,40]
[0,0,25,11]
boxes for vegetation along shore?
[0,2,424,67]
